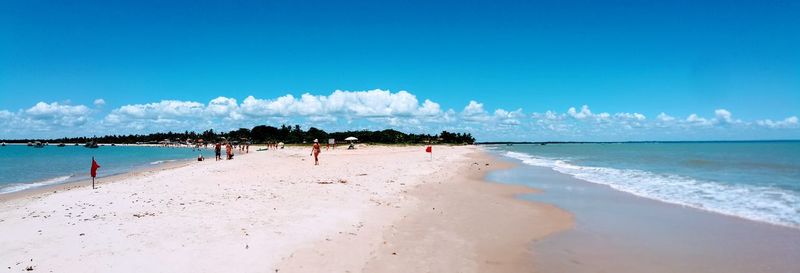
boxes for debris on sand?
[133,212,156,218]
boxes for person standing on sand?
[215,142,222,161]
[311,139,321,165]
[226,142,233,160]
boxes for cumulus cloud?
[685,113,712,126]
[713,109,741,125]
[418,99,442,117]
[460,100,492,122]
[615,112,646,121]
[680,109,743,127]
[757,116,799,129]
[567,105,593,119]
[494,108,524,125]
[93,89,462,133]
[25,102,90,118]
[462,100,486,116]
[110,100,205,120]
[565,105,614,122]
[207,96,242,120]
[657,112,675,122]
[0,102,93,136]
[1,93,798,141]
[238,89,437,118]
[23,102,91,127]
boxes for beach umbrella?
[345,136,358,141]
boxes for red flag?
[91,157,100,178]
[425,146,432,153]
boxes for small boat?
[57,143,66,147]
[74,143,79,146]
[27,142,33,146]
[85,141,99,148]
[1,142,5,147]
[33,141,45,148]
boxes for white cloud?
[615,112,646,121]
[0,102,93,136]
[25,102,90,118]
[713,109,741,125]
[461,100,491,122]
[22,102,91,127]
[418,99,442,116]
[567,105,592,119]
[564,105,616,122]
[1,94,798,141]
[238,89,434,118]
[207,96,241,120]
[462,100,486,116]
[686,113,712,126]
[757,116,799,129]
[657,112,675,122]
[494,108,524,125]
[0,110,12,119]
[112,100,205,120]
[93,99,106,106]
[532,110,562,121]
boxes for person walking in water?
[311,139,321,165]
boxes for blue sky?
[1,0,798,141]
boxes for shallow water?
[0,144,211,194]
[488,156,800,273]
[493,141,800,228]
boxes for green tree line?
[1,125,475,145]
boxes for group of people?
[265,142,283,149]
[212,141,246,161]
[198,139,321,165]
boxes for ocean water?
[492,141,800,228]
[0,144,211,194]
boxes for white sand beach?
[0,145,571,272]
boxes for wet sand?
[278,151,572,272]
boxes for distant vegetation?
[1,125,475,145]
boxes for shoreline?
[499,147,800,230]
[0,159,196,202]
[488,152,800,273]
[0,144,234,199]
[276,150,573,272]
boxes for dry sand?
[0,145,571,272]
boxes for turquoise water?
[0,144,211,194]
[492,141,800,228]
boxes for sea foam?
[150,159,177,165]
[0,175,74,194]
[503,151,800,228]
